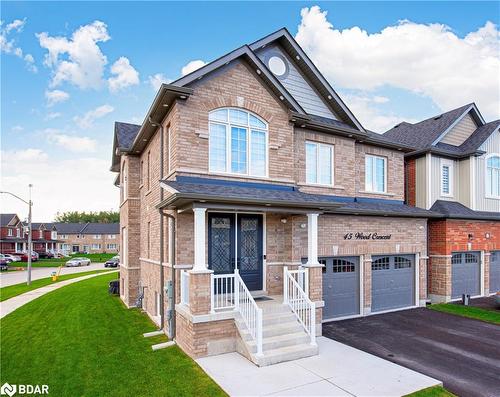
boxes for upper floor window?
[486,155,500,198]
[7,228,13,237]
[16,228,20,237]
[93,234,102,239]
[39,230,44,239]
[209,108,268,177]
[140,160,144,186]
[146,151,151,190]
[365,154,387,193]
[51,231,57,240]
[108,234,116,239]
[440,159,454,197]
[305,141,334,185]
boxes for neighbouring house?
[384,103,500,302]
[111,28,441,366]
[0,213,25,253]
[30,223,59,253]
[55,222,120,254]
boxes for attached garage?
[451,251,481,299]
[371,254,415,312]
[320,256,360,320]
[489,251,500,293]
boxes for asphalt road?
[0,263,110,287]
[323,308,500,397]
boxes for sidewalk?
[1,270,118,319]
[196,337,442,396]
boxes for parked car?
[3,254,21,262]
[0,254,13,264]
[104,258,119,268]
[65,257,91,267]
[37,251,54,259]
[0,258,8,271]
[495,292,500,308]
[14,252,39,262]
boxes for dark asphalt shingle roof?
[163,177,438,218]
[115,122,141,151]
[53,222,119,234]
[0,214,18,227]
[384,104,473,150]
[430,200,500,221]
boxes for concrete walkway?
[1,270,118,319]
[196,337,441,396]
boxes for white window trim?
[365,154,388,193]
[208,107,269,178]
[305,140,335,186]
[485,153,500,200]
[440,158,454,198]
[7,229,13,236]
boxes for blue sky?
[1,1,499,220]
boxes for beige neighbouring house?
[111,28,438,366]
[56,222,120,255]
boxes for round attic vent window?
[268,55,287,77]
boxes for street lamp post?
[0,184,33,285]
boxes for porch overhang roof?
[158,179,343,211]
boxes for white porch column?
[193,208,207,271]
[306,213,319,266]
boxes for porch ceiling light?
[180,95,187,99]
[300,223,306,229]
[280,218,287,224]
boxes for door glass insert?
[210,216,233,273]
[239,218,259,271]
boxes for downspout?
[163,211,176,339]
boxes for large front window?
[209,108,268,177]
[365,154,387,193]
[305,141,334,185]
[486,155,500,198]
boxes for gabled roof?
[111,28,371,170]
[383,103,497,158]
[0,214,19,227]
[53,222,87,234]
[430,200,500,221]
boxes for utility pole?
[0,185,34,285]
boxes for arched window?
[486,154,500,198]
[209,108,268,177]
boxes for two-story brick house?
[30,223,59,253]
[0,213,25,253]
[384,104,500,302]
[55,222,120,254]
[111,28,437,366]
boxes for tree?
[54,211,119,223]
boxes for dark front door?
[237,214,263,291]
[208,213,235,274]
[208,213,263,291]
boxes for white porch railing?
[286,267,309,295]
[210,269,263,356]
[283,266,316,346]
[180,270,190,305]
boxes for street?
[0,263,109,287]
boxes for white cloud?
[44,112,62,120]
[1,150,118,220]
[46,131,97,152]
[1,18,37,72]
[11,125,24,132]
[45,89,70,106]
[37,20,110,89]
[74,104,114,129]
[296,6,500,120]
[148,73,171,91]
[108,56,139,92]
[181,60,206,76]
[340,92,418,132]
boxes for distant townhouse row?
[0,213,120,255]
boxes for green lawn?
[0,270,113,302]
[12,253,116,268]
[0,272,226,397]
[428,303,500,325]
[405,386,456,397]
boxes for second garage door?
[489,251,500,293]
[371,255,415,312]
[451,252,480,299]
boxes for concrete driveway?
[196,337,440,396]
[0,263,109,287]
[323,308,500,397]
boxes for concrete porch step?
[238,319,303,341]
[247,331,310,353]
[253,343,319,367]
[261,311,297,325]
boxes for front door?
[208,213,263,291]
